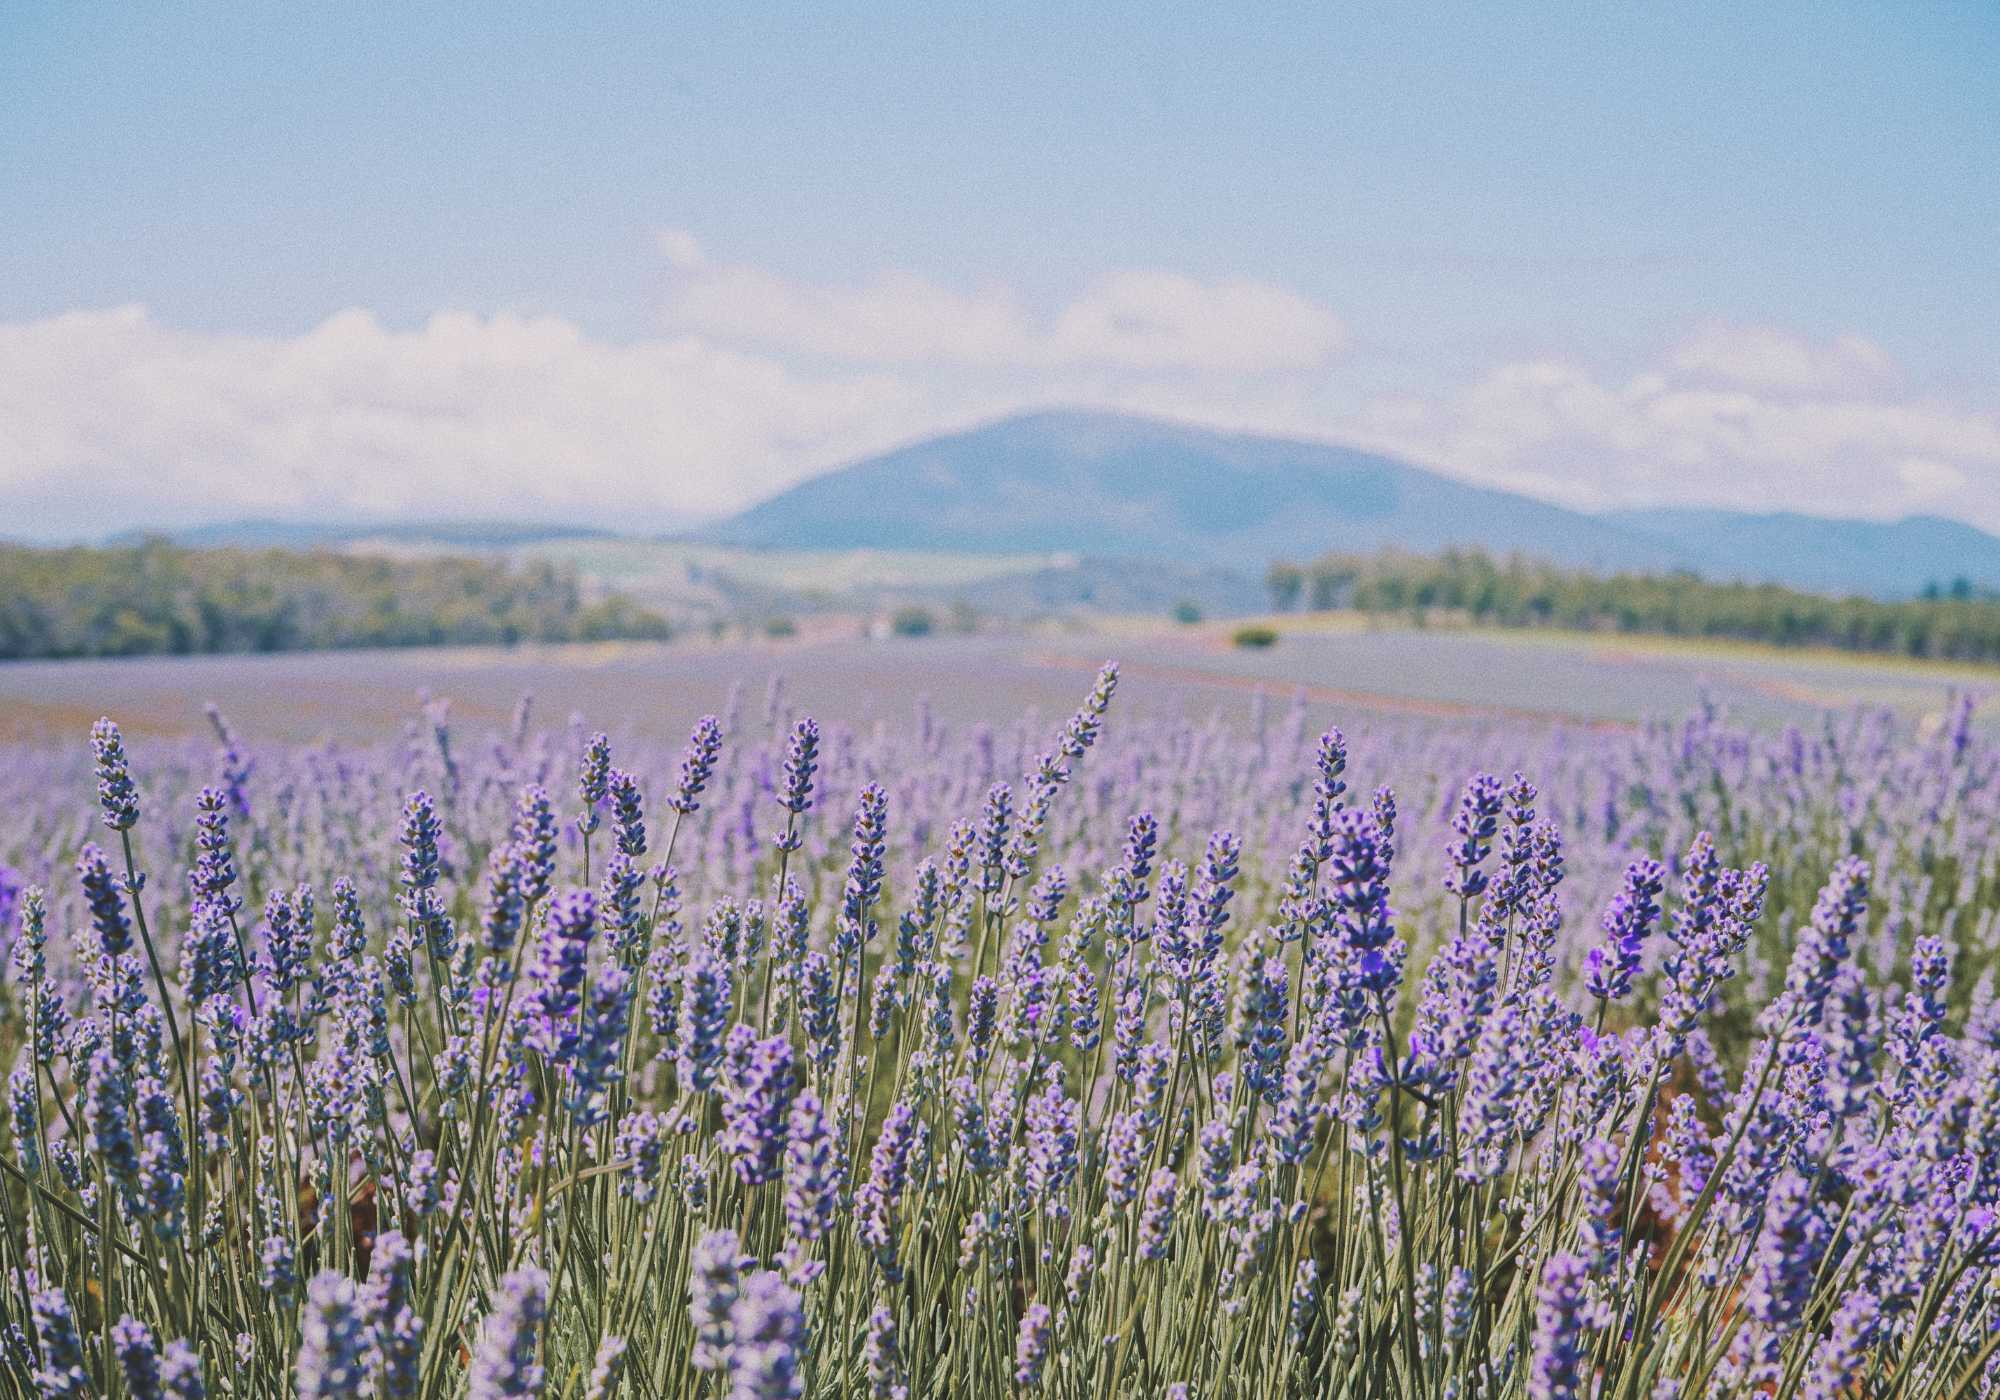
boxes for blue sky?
[2,2,1996,537]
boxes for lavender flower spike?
[467,1268,549,1399]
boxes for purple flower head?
[1529,1252,1600,1400]
[366,1229,423,1399]
[608,768,646,857]
[1013,1302,1053,1389]
[1458,1004,1531,1181]
[512,784,559,904]
[567,964,634,1122]
[160,1341,204,1400]
[614,1110,667,1203]
[670,714,726,815]
[189,785,240,917]
[864,1305,908,1400]
[579,1339,626,1400]
[115,1316,164,1400]
[468,1267,548,1400]
[205,703,254,819]
[295,1273,370,1400]
[1190,830,1242,970]
[1122,810,1158,889]
[727,1270,805,1400]
[598,851,647,964]
[1744,1172,1829,1331]
[1577,1137,1623,1273]
[31,1288,90,1398]
[1267,1033,1325,1165]
[480,844,529,958]
[1444,773,1504,900]
[91,717,141,830]
[77,841,132,958]
[722,1031,798,1185]
[1779,856,1869,1031]
[1799,1290,1878,1400]
[677,944,732,1093]
[1138,1167,1178,1260]
[526,890,597,1057]
[1022,1080,1079,1217]
[837,783,890,958]
[689,1229,747,1373]
[783,1091,838,1242]
[180,897,236,1008]
[577,732,612,834]
[777,718,821,818]
[1583,859,1666,1003]
[1328,809,1400,999]
[398,790,442,894]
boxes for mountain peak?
[704,408,2000,597]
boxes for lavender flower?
[294,1273,370,1400]
[578,732,612,835]
[608,768,647,857]
[689,1229,747,1372]
[1780,856,1869,1031]
[584,1337,628,1400]
[670,715,726,815]
[1014,1302,1053,1388]
[31,1288,90,1398]
[1529,1252,1598,1400]
[727,1270,804,1400]
[1583,859,1666,1002]
[864,1304,909,1400]
[78,840,132,957]
[468,1268,548,1399]
[1744,1172,1829,1331]
[92,716,141,829]
[722,1031,798,1185]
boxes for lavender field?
[0,641,1997,1397]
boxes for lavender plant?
[0,676,1994,1396]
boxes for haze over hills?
[96,411,2000,602]
[1602,509,2000,599]
[105,519,624,550]
[707,410,2000,599]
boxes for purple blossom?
[1528,1252,1599,1400]
[468,1267,548,1399]
[1583,858,1666,1003]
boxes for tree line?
[1265,548,2000,664]
[0,539,673,660]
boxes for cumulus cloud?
[658,231,1346,373]
[1354,328,2000,526]
[3,245,1995,541]
[1664,323,1897,394]
[0,304,924,537]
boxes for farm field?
[2,620,1989,747]
[1,625,1995,1395]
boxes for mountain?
[1606,509,2000,598]
[710,410,2000,598]
[709,409,1690,573]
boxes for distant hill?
[709,410,2000,598]
[116,519,620,550]
[1606,509,2000,598]
[708,409,1689,573]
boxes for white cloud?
[4,246,1995,543]
[660,238,1346,373]
[1896,456,1970,501]
[1665,323,1897,394]
[0,304,925,536]
[1353,331,2000,525]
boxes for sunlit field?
[1,631,1995,1395]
